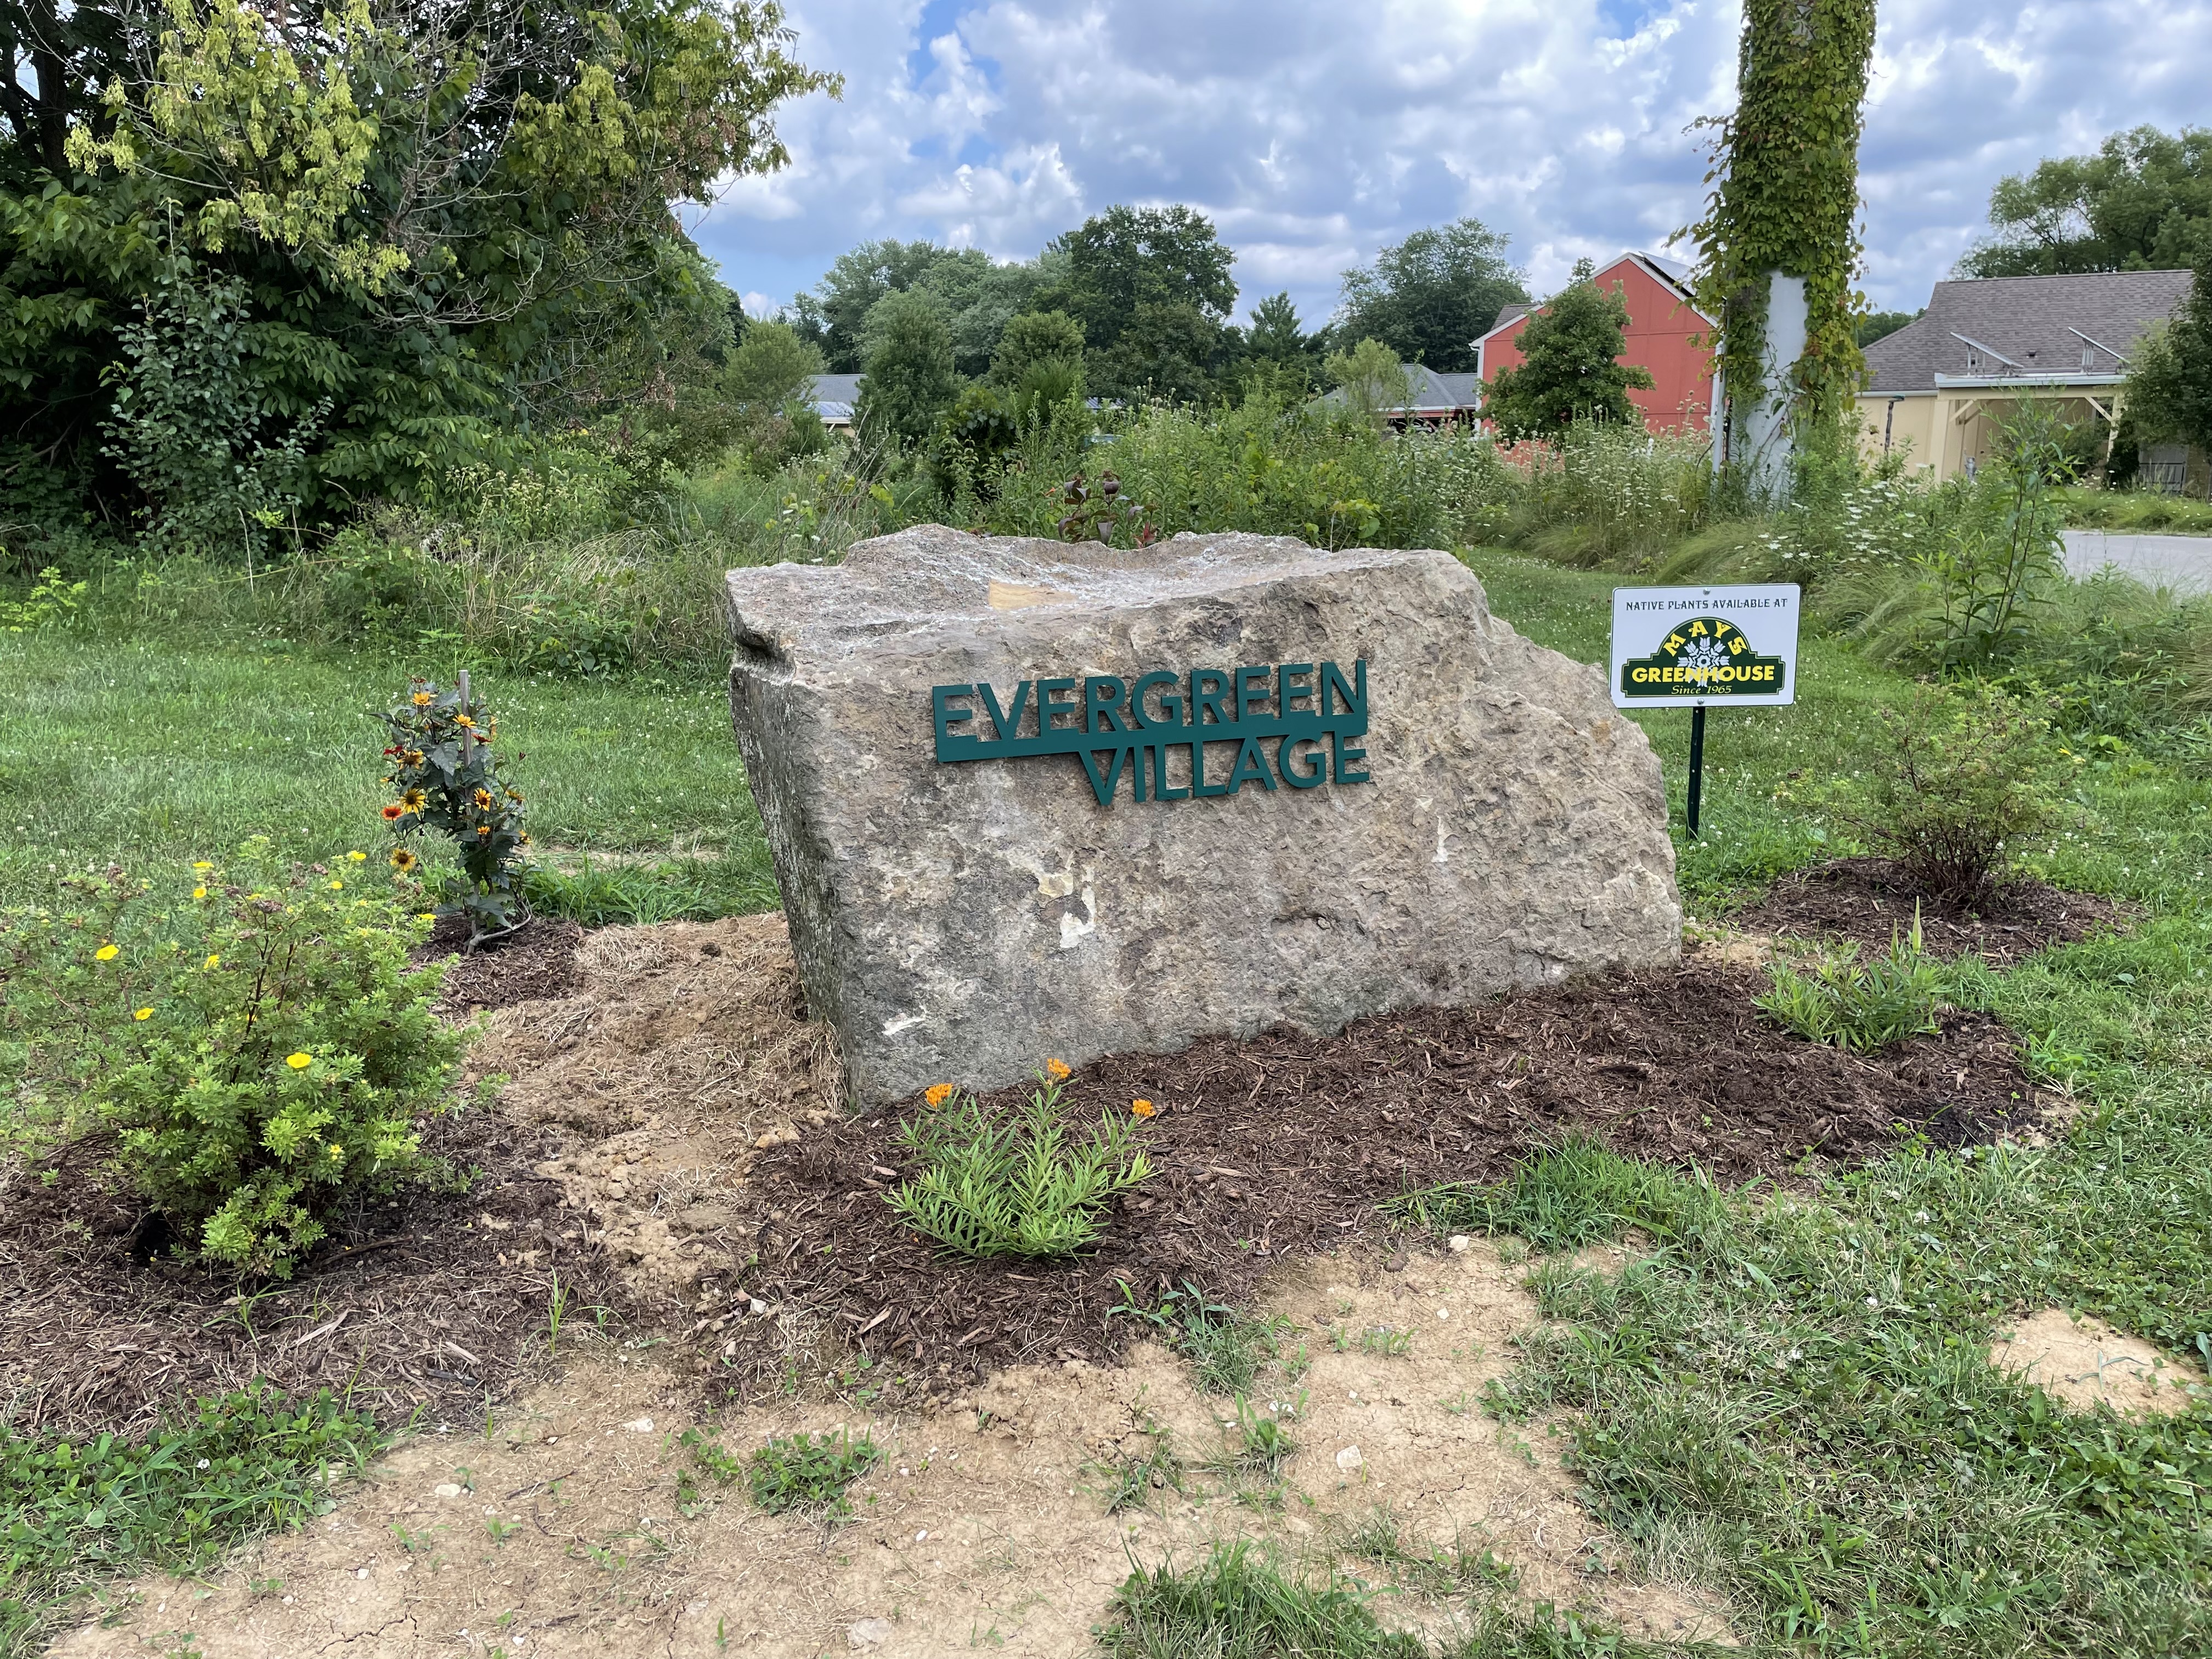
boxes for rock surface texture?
[726,527,1679,1108]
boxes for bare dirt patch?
[724,964,2028,1399]
[1730,856,2124,963]
[50,1242,1737,1658]
[1991,1308,2209,1415]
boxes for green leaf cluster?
[886,1069,1152,1259]
[1,0,837,531]
[741,1430,881,1516]
[0,842,464,1276]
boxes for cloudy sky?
[692,1,2212,329]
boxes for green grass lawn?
[0,638,774,915]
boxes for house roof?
[1316,364,1483,415]
[805,373,864,422]
[1863,270,2192,394]
[1472,251,1708,350]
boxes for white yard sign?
[1610,584,1802,710]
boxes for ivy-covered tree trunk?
[1689,0,1877,494]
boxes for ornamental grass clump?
[887,1061,1152,1259]
[0,842,464,1277]
[377,678,529,943]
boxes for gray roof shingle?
[1863,271,2192,394]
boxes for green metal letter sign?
[930,659,1373,807]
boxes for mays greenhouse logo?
[1610,585,1802,709]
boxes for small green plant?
[1218,1396,1297,1480]
[681,1429,747,1486]
[886,1063,1152,1259]
[744,1430,882,1516]
[1820,685,2068,905]
[0,566,87,633]
[0,845,463,1276]
[377,678,529,942]
[1093,1435,1186,1515]
[1755,918,1948,1053]
[1109,1280,1285,1394]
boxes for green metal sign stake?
[1685,703,1706,839]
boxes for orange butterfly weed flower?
[1044,1058,1071,1081]
[924,1083,954,1108]
[1131,1098,1157,1118]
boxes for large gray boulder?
[726,526,1679,1108]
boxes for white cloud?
[691,1,2212,325]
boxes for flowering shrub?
[377,679,529,940]
[0,844,464,1277]
[887,1060,1152,1259]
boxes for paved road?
[2063,529,2212,595]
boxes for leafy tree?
[1322,337,1409,428]
[1333,218,1527,371]
[1049,205,1237,399]
[1245,291,1320,372]
[1857,309,1923,348]
[2121,259,2212,495]
[794,240,988,372]
[856,289,959,449]
[1481,264,1654,438]
[989,309,1085,386]
[725,320,822,408]
[721,318,825,471]
[1,0,837,539]
[1960,126,2212,278]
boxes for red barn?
[1475,251,1719,435]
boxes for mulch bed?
[419,915,583,1012]
[1729,856,2125,963]
[728,964,2029,1399]
[0,1108,631,1440]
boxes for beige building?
[1854,269,2198,487]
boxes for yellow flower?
[1131,1098,1157,1118]
[94,943,119,961]
[454,714,476,729]
[472,787,493,809]
[1044,1058,1071,1082]
[191,861,213,872]
[418,912,436,922]
[328,879,343,890]
[346,850,367,862]
[390,848,419,872]
[204,954,221,969]
[133,1007,153,1022]
[411,691,435,707]
[193,885,208,899]
[924,1083,954,1108]
[286,1052,313,1069]
[400,788,426,812]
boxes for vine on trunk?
[1685,0,1878,445]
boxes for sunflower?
[472,787,493,809]
[390,848,419,872]
[381,804,405,821]
[400,788,427,813]
[411,691,435,707]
